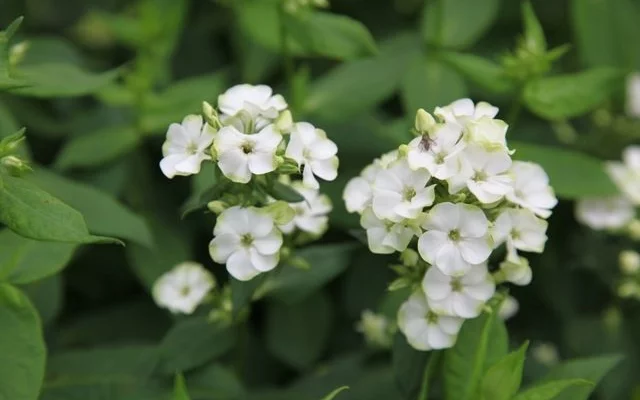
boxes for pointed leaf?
[321,386,349,400]
[443,312,508,400]
[173,374,191,400]
[513,379,593,400]
[479,342,529,400]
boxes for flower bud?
[619,250,640,275]
[277,157,300,174]
[617,280,640,298]
[400,248,419,267]
[499,255,532,286]
[275,110,293,134]
[9,41,29,67]
[531,343,559,366]
[628,219,640,241]
[0,128,26,156]
[207,200,227,214]
[202,101,221,129]
[263,200,295,225]
[398,144,409,158]
[414,108,435,134]
[356,310,394,349]
[1,156,31,176]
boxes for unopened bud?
[9,41,29,67]
[1,156,31,176]
[414,109,435,134]
[202,101,221,129]
[400,248,419,267]
[263,200,295,225]
[531,343,559,366]
[207,200,227,214]
[0,128,26,156]
[619,250,640,275]
[398,144,409,157]
[617,280,640,298]
[275,110,293,134]
[628,219,640,241]
[499,255,532,286]
[277,157,300,174]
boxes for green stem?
[418,350,442,400]
[506,90,523,128]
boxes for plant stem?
[506,91,523,128]
[417,350,442,400]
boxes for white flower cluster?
[575,146,640,231]
[159,84,337,283]
[343,99,557,351]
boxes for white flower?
[356,310,393,349]
[498,296,519,320]
[492,208,548,253]
[465,117,510,152]
[279,182,331,236]
[418,203,492,276]
[218,84,287,130]
[361,208,420,254]
[209,206,283,281]
[498,250,532,286]
[627,73,640,118]
[575,196,634,230]
[397,291,464,351]
[214,124,282,183]
[407,122,466,179]
[422,264,495,318]
[434,98,499,124]
[448,145,513,203]
[372,159,435,222]
[606,146,640,204]
[285,122,338,189]
[152,262,215,314]
[531,343,559,366]
[343,163,381,214]
[160,115,216,179]
[507,161,558,218]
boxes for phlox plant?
[1,0,640,399]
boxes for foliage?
[0,0,639,398]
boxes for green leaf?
[513,379,593,400]
[258,243,356,304]
[479,342,529,400]
[401,56,467,115]
[571,0,640,69]
[511,141,619,198]
[522,1,547,53]
[42,345,161,399]
[320,386,349,400]
[392,332,428,399]
[443,312,508,400]
[54,126,139,170]
[143,72,228,134]
[440,52,515,94]
[266,292,332,370]
[159,318,236,374]
[173,374,191,400]
[237,0,376,60]
[186,363,246,400]
[523,68,624,120]
[127,217,192,290]
[287,11,378,60]
[22,275,63,326]
[0,229,75,284]
[0,175,116,244]
[0,283,46,400]
[230,275,267,319]
[29,169,152,247]
[540,355,623,400]
[422,0,500,49]
[305,33,419,121]
[267,180,305,203]
[10,64,120,97]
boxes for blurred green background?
[2,0,640,398]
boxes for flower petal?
[226,249,260,281]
